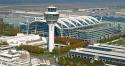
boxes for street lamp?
[24,16,31,35]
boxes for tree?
[54,37,89,54]
[0,19,20,36]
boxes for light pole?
[27,16,29,35]
[61,24,63,37]
[44,5,59,52]
[24,16,30,35]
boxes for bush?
[58,57,104,66]
[16,45,44,54]
[0,41,8,45]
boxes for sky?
[0,0,125,6]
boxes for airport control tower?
[44,5,59,52]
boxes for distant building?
[0,10,43,27]
[0,47,30,66]
[68,44,125,65]
[0,33,47,46]
[78,9,88,12]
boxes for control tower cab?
[44,6,59,23]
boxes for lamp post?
[24,16,31,35]
[26,16,30,35]
[44,5,59,52]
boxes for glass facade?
[2,14,121,41]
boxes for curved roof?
[31,16,101,29]
[56,16,101,29]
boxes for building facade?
[0,33,47,46]
[0,46,30,66]
[68,44,125,65]
[23,16,120,42]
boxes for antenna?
[48,0,56,7]
[99,9,103,22]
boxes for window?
[77,55,81,58]
[89,57,93,59]
[102,59,106,62]
[71,54,75,57]
[84,57,87,59]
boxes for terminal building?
[22,16,120,42]
[68,44,125,65]
[0,11,121,42]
